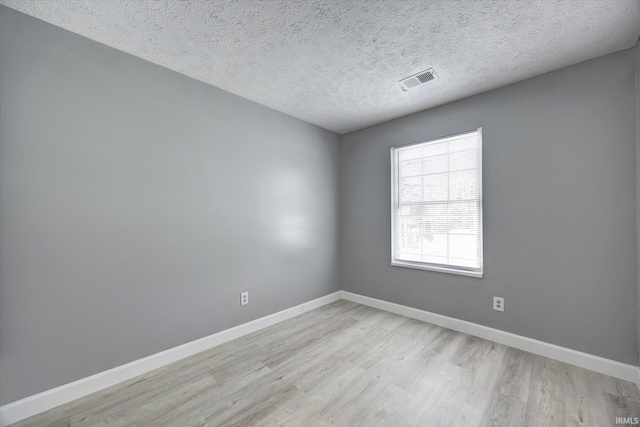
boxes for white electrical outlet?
[240,291,249,306]
[493,296,504,312]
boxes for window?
[391,128,483,278]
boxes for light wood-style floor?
[11,300,640,426]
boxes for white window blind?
[391,128,483,277]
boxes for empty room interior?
[2,1,640,426]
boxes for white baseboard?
[341,291,640,387]
[0,291,342,427]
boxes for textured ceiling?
[2,1,639,134]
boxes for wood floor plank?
[262,361,369,426]
[602,391,640,422]
[9,300,639,427]
[76,375,218,427]
[563,365,611,426]
[478,347,534,426]
[523,355,568,426]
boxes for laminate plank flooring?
[10,300,640,426]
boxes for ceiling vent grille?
[399,69,438,91]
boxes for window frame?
[390,128,484,278]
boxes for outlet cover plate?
[493,296,504,312]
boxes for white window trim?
[390,128,484,278]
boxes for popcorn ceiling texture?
[2,0,639,134]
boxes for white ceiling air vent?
[399,69,438,92]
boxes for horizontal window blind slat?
[398,166,478,180]
[396,199,479,206]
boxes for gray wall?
[0,6,340,405]
[636,40,640,365]
[340,49,638,365]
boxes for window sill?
[391,260,483,278]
